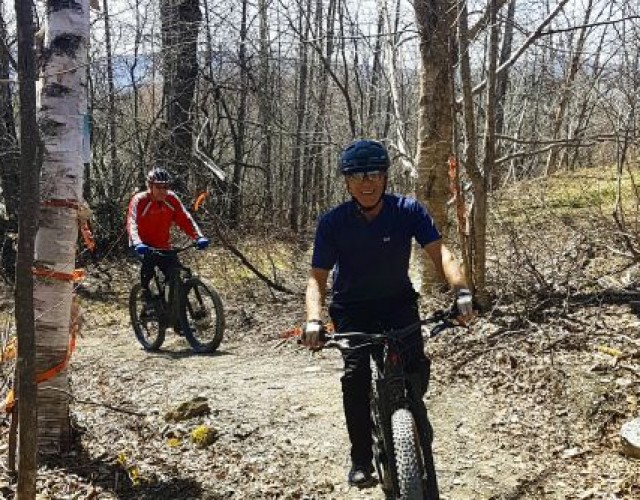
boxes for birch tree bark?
[34,0,90,452]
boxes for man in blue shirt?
[302,139,472,493]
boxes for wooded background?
[0,1,639,492]
[2,0,636,267]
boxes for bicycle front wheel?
[129,283,166,351]
[180,277,225,353]
[391,408,424,499]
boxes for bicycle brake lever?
[326,339,350,350]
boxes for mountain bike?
[322,310,460,500]
[129,244,225,353]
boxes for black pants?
[329,294,432,468]
[137,252,179,290]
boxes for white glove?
[302,320,325,349]
[456,288,473,317]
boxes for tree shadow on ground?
[144,347,233,361]
[40,446,203,500]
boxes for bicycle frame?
[371,327,429,495]
[324,317,453,499]
[145,247,195,330]
[131,243,225,353]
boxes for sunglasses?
[345,170,385,182]
[151,184,170,190]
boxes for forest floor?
[2,168,640,499]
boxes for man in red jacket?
[126,167,209,301]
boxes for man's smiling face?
[345,170,386,210]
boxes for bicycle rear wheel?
[391,408,424,499]
[180,277,225,353]
[129,283,166,351]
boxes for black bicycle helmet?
[339,139,390,175]
[147,167,172,185]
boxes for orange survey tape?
[33,267,86,282]
[81,221,96,252]
[448,155,467,233]
[41,199,82,210]
[193,192,208,212]
[4,324,77,413]
[41,199,97,252]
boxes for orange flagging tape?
[448,155,467,231]
[41,199,82,210]
[5,313,78,413]
[193,192,208,212]
[81,221,96,252]
[33,267,86,282]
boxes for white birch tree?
[34,0,90,452]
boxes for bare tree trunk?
[366,5,384,136]
[160,0,201,183]
[130,0,146,186]
[14,0,39,494]
[473,0,500,305]
[0,3,20,227]
[35,0,90,453]
[492,0,516,189]
[310,0,337,216]
[456,0,499,305]
[544,0,594,175]
[258,0,274,214]
[456,0,478,292]
[102,0,119,197]
[414,0,454,291]
[382,0,414,176]
[228,0,248,226]
[289,0,312,232]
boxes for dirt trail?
[2,258,639,499]
[67,316,547,500]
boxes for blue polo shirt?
[311,194,441,305]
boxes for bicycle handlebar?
[313,308,465,352]
[145,243,198,257]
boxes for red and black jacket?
[127,190,203,249]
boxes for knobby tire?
[391,408,424,499]
[180,277,225,353]
[129,283,165,351]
